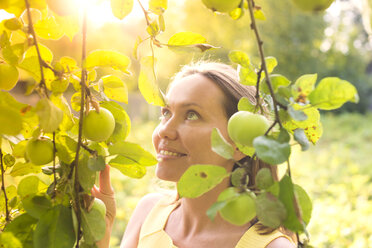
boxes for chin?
[155,164,180,182]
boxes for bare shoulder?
[266,237,296,248]
[120,192,164,248]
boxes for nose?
[156,119,178,140]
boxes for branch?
[52,132,57,196]
[24,0,49,99]
[246,0,282,128]
[0,149,10,223]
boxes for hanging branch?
[0,149,10,223]
[24,0,49,99]
[246,0,282,129]
[72,9,88,248]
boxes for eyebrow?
[163,102,202,109]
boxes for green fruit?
[26,138,54,165]
[218,188,256,226]
[256,168,274,190]
[0,106,22,135]
[228,111,270,147]
[292,0,334,12]
[92,198,106,217]
[201,0,241,13]
[83,108,115,142]
[0,63,19,91]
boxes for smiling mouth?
[158,149,187,159]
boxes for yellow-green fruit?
[0,63,19,91]
[218,188,256,226]
[292,0,334,12]
[201,0,241,13]
[228,111,270,147]
[0,106,22,135]
[26,138,54,165]
[83,108,115,142]
[92,198,106,217]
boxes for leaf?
[206,201,228,221]
[279,175,304,232]
[100,101,131,143]
[34,16,64,40]
[35,98,64,133]
[0,232,22,248]
[54,14,79,41]
[10,162,42,177]
[108,141,157,166]
[229,50,250,68]
[177,165,229,198]
[237,97,256,112]
[253,9,266,20]
[293,128,310,151]
[149,0,168,15]
[167,32,215,52]
[50,94,75,131]
[1,185,17,212]
[294,184,312,226]
[238,64,257,86]
[5,0,46,17]
[3,213,38,248]
[84,50,131,74]
[308,77,359,110]
[4,17,23,30]
[256,168,274,190]
[17,176,47,198]
[253,136,291,165]
[100,75,128,103]
[33,205,76,248]
[211,128,234,160]
[255,192,287,228]
[261,74,291,95]
[230,167,248,187]
[81,205,106,244]
[22,193,52,219]
[292,74,317,103]
[0,105,23,135]
[108,155,147,178]
[146,20,160,36]
[229,7,244,20]
[111,0,133,20]
[78,154,96,193]
[138,56,165,106]
[88,155,106,171]
[265,56,277,74]
[287,105,308,121]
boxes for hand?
[91,165,116,247]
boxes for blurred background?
[2,0,372,247]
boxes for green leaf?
[237,97,256,112]
[308,77,359,110]
[22,193,52,219]
[206,201,228,221]
[88,155,106,171]
[177,165,229,198]
[261,74,291,95]
[265,56,277,73]
[33,205,76,248]
[253,136,291,165]
[0,232,22,248]
[211,128,234,160]
[292,74,317,103]
[167,32,215,52]
[84,50,131,74]
[35,98,63,133]
[111,0,133,20]
[4,0,46,17]
[253,9,266,20]
[149,0,168,15]
[230,167,248,187]
[235,142,255,157]
[293,128,310,151]
[34,16,64,40]
[54,14,79,41]
[50,94,75,132]
[138,56,165,106]
[3,213,38,248]
[229,7,244,20]
[1,185,17,213]
[277,128,290,143]
[238,65,257,86]
[4,17,23,30]
[100,75,128,103]
[255,192,287,228]
[17,176,47,198]
[108,141,157,166]
[100,101,131,143]
[108,155,147,178]
[0,105,23,135]
[287,105,308,121]
[78,154,96,193]
[279,175,303,232]
[294,184,312,226]
[256,168,274,190]
[146,20,160,36]
[228,50,250,68]
[81,205,106,244]
[10,162,42,177]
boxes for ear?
[233,145,246,161]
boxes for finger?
[99,165,114,195]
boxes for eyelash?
[159,108,200,121]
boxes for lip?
[156,147,187,161]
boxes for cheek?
[152,126,160,149]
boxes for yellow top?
[138,193,295,248]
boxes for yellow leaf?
[100,75,128,103]
[111,0,133,20]
[34,16,64,40]
[84,50,131,74]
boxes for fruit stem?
[24,0,49,99]
[246,0,282,128]
[0,149,10,223]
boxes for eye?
[160,107,171,120]
[186,111,199,121]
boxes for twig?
[246,0,282,128]
[52,132,57,195]
[73,9,88,248]
[0,149,10,222]
[24,0,49,99]
[137,0,150,26]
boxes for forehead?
[166,74,227,110]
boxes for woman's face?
[152,73,242,182]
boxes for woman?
[93,62,296,248]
